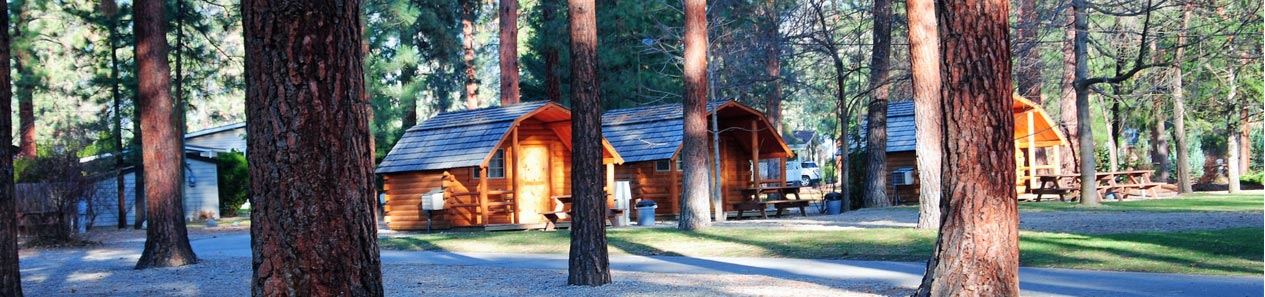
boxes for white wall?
[90,158,221,228]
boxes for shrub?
[1241,171,1264,186]
[216,151,249,217]
[15,150,100,244]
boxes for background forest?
[11,0,1263,185]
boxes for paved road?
[193,234,1263,297]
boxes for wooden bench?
[765,199,809,217]
[540,195,626,230]
[732,186,809,219]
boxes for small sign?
[421,189,445,210]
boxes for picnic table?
[539,195,625,231]
[1033,170,1163,202]
[731,186,809,219]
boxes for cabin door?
[516,145,551,224]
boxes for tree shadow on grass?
[1020,231,1262,275]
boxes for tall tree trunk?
[13,1,35,159]
[463,0,479,109]
[499,0,520,105]
[763,0,781,133]
[243,0,384,294]
[863,0,893,208]
[0,0,22,293]
[566,0,611,286]
[679,0,712,230]
[103,0,127,229]
[907,0,941,230]
[133,118,146,230]
[1014,0,1042,103]
[1226,66,1240,193]
[543,0,562,103]
[915,0,1019,293]
[1171,3,1193,193]
[835,56,851,210]
[1072,0,1100,205]
[1058,6,1080,175]
[1240,110,1252,175]
[134,0,197,269]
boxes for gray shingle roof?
[601,100,728,163]
[376,101,550,174]
[859,101,916,153]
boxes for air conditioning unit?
[891,168,916,186]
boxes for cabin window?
[475,149,506,179]
[655,159,672,172]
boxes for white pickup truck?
[786,161,823,186]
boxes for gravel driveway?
[711,208,1263,234]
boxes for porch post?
[511,126,520,224]
[479,166,489,225]
[1026,111,1037,192]
[751,120,760,188]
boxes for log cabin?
[601,100,794,218]
[376,101,623,231]
[864,95,1069,204]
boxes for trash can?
[636,200,658,226]
[824,193,844,215]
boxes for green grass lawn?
[1020,193,1264,212]
[380,227,1263,276]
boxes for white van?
[786,161,823,186]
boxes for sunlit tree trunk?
[1072,0,1100,205]
[907,0,942,229]
[566,0,611,286]
[134,0,198,269]
[244,0,383,294]
[463,0,479,109]
[679,0,712,230]
[915,0,1019,294]
[0,0,22,293]
[1226,66,1240,193]
[863,0,893,208]
[1172,3,1193,193]
[499,0,520,105]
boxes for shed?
[601,100,793,218]
[88,156,222,227]
[376,101,623,230]
[863,94,1068,204]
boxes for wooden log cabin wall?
[866,95,1068,204]
[602,100,793,218]
[376,101,622,231]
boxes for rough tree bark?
[499,0,520,105]
[906,0,942,230]
[915,0,1019,293]
[13,1,35,159]
[133,0,197,269]
[1172,3,1193,193]
[1058,6,1080,175]
[566,0,611,286]
[243,0,384,294]
[463,0,479,109]
[679,0,712,230]
[543,0,562,103]
[863,0,893,208]
[1072,0,1098,205]
[0,0,22,293]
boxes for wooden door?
[517,145,551,223]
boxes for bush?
[1241,171,1264,186]
[15,150,100,244]
[216,151,249,217]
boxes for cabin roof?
[860,95,1067,153]
[602,100,792,163]
[376,101,550,174]
[376,101,623,174]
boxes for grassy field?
[380,227,1263,276]
[1019,193,1263,212]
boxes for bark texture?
[1072,0,1099,205]
[1171,4,1193,193]
[679,0,712,230]
[0,0,21,293]
[543,0,562,103]
[915,0,1019,294]
[566,0,612,286]
[906,0,942,230]
[243,0,384,295]
[463,0,479,109]
[134,0,198,269]
[499,0,520,105]
[1058,6,1080,175]
[13,1,34,159]
[863,0,893,208]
